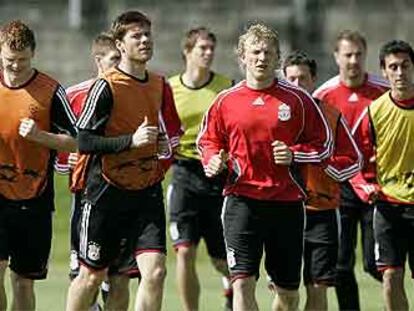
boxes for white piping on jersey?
[313,73,389,99]
[66,79,94,94]
[325,116,363,182]
[313,75,340,98]
[77,79,107,129]
[56,85,77,128]
[351,107,369,135]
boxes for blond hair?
[236,23,280,70]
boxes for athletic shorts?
[168,161,226,259]
[69,192,141,279]
[374,202,414,276]
[303,209,339,286]
[222,194,304,290]
[0,192,53,279]
[78,182,166,270]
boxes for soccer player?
[0,20,77,311]
[283,50,362,310]
[65,11,182,311]
[352,40,414,311]
[168,27,234,311]
[197,23,333,311]
[313,30,388,310]
[60,32,140,311]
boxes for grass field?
[4,174,414,310]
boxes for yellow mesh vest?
[370,91,414,203]
[169,73,232,160]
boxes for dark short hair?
[335,29,367,52]
[182,27,216,52]
[0,20,36,51]
[283,50,317,78]
[111,10,151,41]
[379,40,414,68]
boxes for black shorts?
[303,209,339,286]
[78,182,166,270]
[0,192,53,279]
[222,195,304,290]
[168,161,226,259]
[69,191,141,279]
[340,182,364,207]
[374,202,414,276]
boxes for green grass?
[4,174,414,310]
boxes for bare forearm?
[30,131,77,152]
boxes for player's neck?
[3,68,35,88]
[182,66,211,88]
[118,59,147,80]
[340,72,365,88]
[246,75,274,90]
[391,85,414,101]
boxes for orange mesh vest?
[70,154,90,192]
[302,102,340,210]
[0,72,58,200]
[101,68,164,190]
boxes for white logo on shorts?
[278,103,291,121]
[226,248,236,268]
[169,222,180,241]
[69,250,79,271]
[87,242,101,261]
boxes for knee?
[233,277,255,295]
[275,286,299,309]
[383,268,403,289]
[143,265,166,287]
[275,286,299,298]
[176,246,196,263]
[77,267,106,290]
[211,258,229,275]
[11,273,33,292]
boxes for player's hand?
[272,140,293,165]
[362,184,379,204]
[68,152,79,169]
[157,132,169,156]
[131,116,158,148]
[19,118,39,140]
[204,149,228,177]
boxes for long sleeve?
[196,95,227,167]
[51,85,77,137]
[158,80,183,158]
[158,80,183,172]
[76,79,132,154]
[290,95,333,163]
[349,107,380,202]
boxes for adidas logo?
[348,93,359,102]
[252,97,265,106]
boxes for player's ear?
[94,55,102,72]
[381,68,387,79]
[115,39,124,54]
[333,51,340,66]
